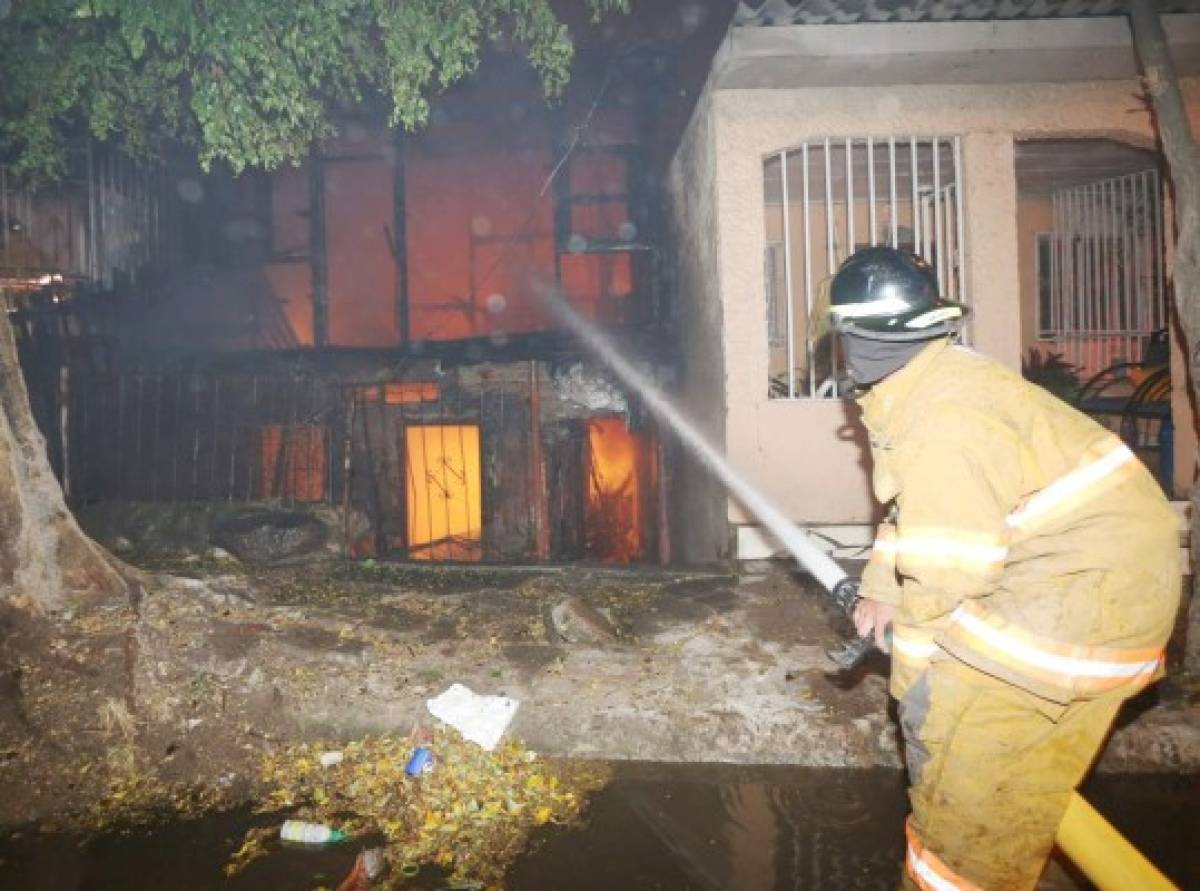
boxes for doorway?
[584,416,654,563]
[404,424,483,561]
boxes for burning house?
[5,0,1200,572]
[1,7,736,567]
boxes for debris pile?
[241,728,610,887]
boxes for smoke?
[539,286,848,593]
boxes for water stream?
[541,291,848,593]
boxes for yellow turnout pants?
[898,659,1129,890]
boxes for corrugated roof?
[735,0,1200,26]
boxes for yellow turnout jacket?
[859,339,1181,704]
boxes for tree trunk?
[0,309,131,612]
[1128,1,1200,671]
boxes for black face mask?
[841,333,942,387]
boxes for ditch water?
[1,764,1197,890]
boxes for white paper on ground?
[426,683,520,751]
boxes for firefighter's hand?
[853,599,896,653]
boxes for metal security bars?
[763,137,966,399]
[1036,170,1166,377]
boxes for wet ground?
[2,764,1197,890]
[3,560,1197,837]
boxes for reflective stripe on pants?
[906,819,982,891]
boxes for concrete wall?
[664,87,730,562]
[706,77,1200,529]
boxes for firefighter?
[828,246,1181,890]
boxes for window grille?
[763,137,967,399]
[1035,170,1165,376]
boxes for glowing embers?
[405,425,483,562]
[259,425,327,502]
[584,417,653,563]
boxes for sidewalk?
[133,562,1200,774]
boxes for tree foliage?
[0,0,629,179]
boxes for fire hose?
[542,292,1179,890]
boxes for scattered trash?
[426,683,518,751]
[320,750,345,768]
[252,729,610,887]
[404,746,435,777]
[280,819,348,844]
[336,846,386,891]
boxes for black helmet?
[828,247,968,341]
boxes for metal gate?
[1036,169,1166,377]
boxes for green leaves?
[0,0,630,179]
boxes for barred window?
[763,137,968,399]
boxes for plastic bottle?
[280,820,348,844]
[404,746,435,776]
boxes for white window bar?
[889,137,899,248]
[824,139,837,394]
[932,138,944,296]
[922,193,934,273]
[824,138,835,276]
[764,136,968,399]
[954,137,967,307]
[802,143,814,398]
[944,184,956,301]
[845,138,855,253]
[910,137,920,257]
[867,137,877,245]
[780,151,795,398]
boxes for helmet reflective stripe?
[829,294,911,320]
[905,307,965,329]
[828,246,968,338]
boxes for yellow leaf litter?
[243,727,610,888]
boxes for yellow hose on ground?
[1056,791,1178,891]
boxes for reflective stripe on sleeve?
[892,626,939,663]
[906,820,982,891]
[873,527,1007,573]
[871,525,897,563]
[1007,440,1136,532]
[946,603,1162,695]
